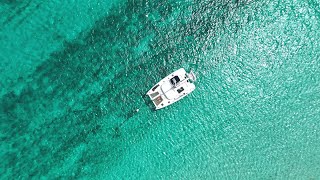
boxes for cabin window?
[170,76,180,86]
[152,84,159,91]
[177,87,184,93]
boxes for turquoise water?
[1,0,320,179]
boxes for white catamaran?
[146,68,196,110]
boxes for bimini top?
[146,68,196,110]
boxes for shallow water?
[1,0,320,179]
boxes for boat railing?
[187,70,197,82]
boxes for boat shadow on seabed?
[111,92,156,138]
[141,93,157,112]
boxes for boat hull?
[146,68,196,110]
